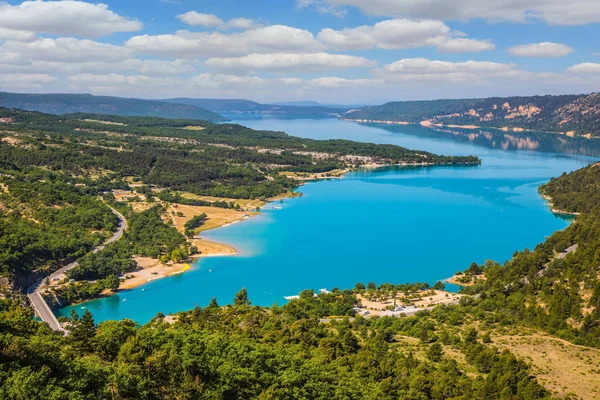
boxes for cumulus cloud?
[379,58,522,83]
[316,0,600,26]
[0,1,142,37]
[1,38,133,63]
[64,71,389,101]
[307,76,383,88]
[0,28,37,42]
[0,73,56,90]
[318,19,494,53]
[566,63,600,74]
[177,12,263,30]
[507,42,574,58]
[126,25,325,58]
[205,52,374,73]
[436,38,495,53]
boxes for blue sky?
[0,0,599,103]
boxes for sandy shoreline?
[341,117,586,138]
[540,193,580,216]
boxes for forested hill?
[0,92,226,122]
[163,97,344,116]
[344,93,600,137]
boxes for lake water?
[58,117,596,323]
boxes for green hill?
[344,93,600,137]
[0,92,226,122]
[164,97,344,116]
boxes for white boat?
[284,295,300,300]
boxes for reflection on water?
[369,123,600,158]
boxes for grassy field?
[493,331,600,399]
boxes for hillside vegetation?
[163,97,344,116]
[0,92,226,122]
[345,93,600,137]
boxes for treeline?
[156,190,239,209]
[453,162,600,348]
[0,288,550,399]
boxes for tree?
[103,274,119,291]
[208,297,219,308]
[465,327,478,344]
[466,262,483,276]
[427,343,444,362]
[70,309,96,352]
[342,330,359,354]
[367,282,376,290]
[234,288,250,306]
[433,281,445,290]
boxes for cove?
[58,118,595,324]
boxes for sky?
[0,0,600,104]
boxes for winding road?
[27,205,127,333]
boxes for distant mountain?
[0,92,226,122]
[343,93,600,137]
[268,101,364,109]
[163,98,344,116]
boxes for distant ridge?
[163,97,344,116]
[268,101,366,109]
[0,92,226,122]
[343,93,600,137]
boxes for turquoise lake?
[58,117,596,323]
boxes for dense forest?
[345,93,600,136]
[0,286,552,399]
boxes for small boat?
[81,306,86,309]
[123,299,128,302]
[284,295,300,300]
[142,288,145,291]
[209,269,212,272]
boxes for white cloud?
[0,28,37,42]
[296,0,347,17]
[64,72,392,103]
[0,1,142,37]
[566,63,600,74]
[126,25,325,58]
[177,12,224,28]
[177,11,263,30]
[307,76,383,88]
[205,52,374,73]
[66,72,308,98]
[122,59,197,76]
[436,38,495,53]
[318,19,494,53]
[0,73,56,90]
[1,38,133,63]
[317,0,600,26]
[507,42,574,58]
[227,18,264,30]
[379,58,521,83]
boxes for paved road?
[27,205,127,333]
